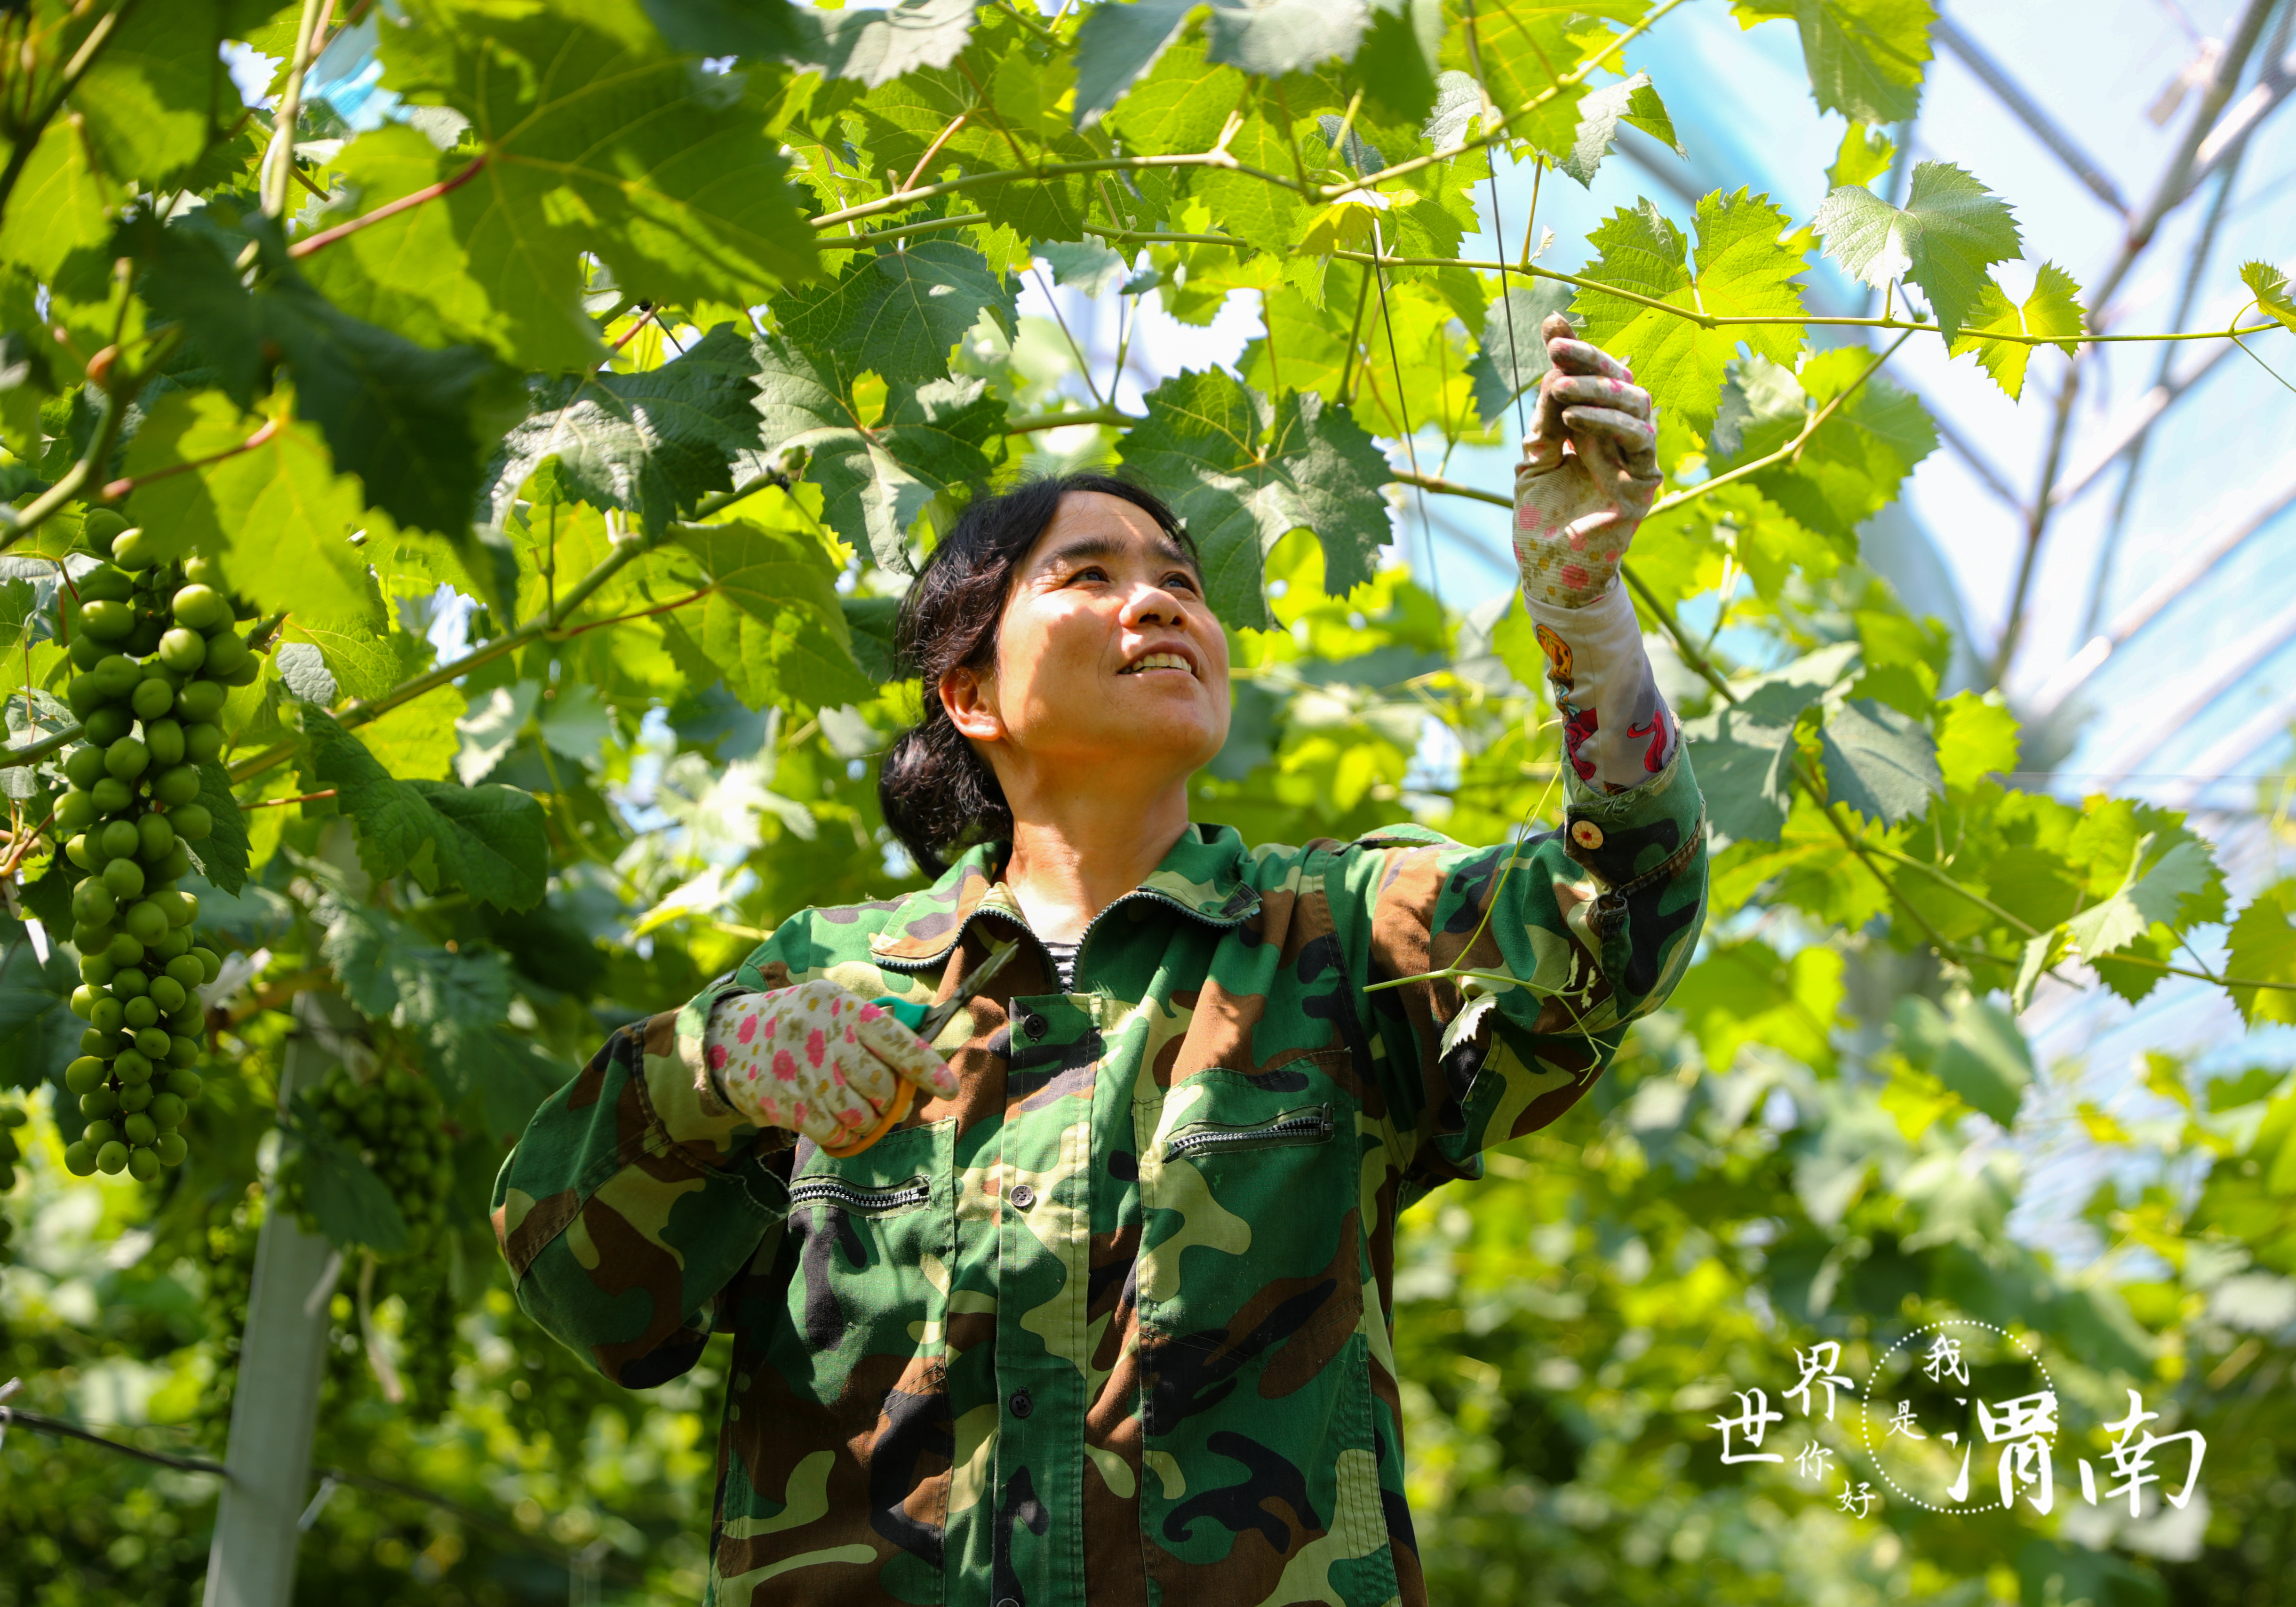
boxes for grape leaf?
[2244,261,2296,333]
[779,0,981,87]
[301,124,603,374]
[2066,836,2217,965]
[840,596,903,683]
[1711,348,1936,539]
[1732,0,1935,125]
[1073,0,1373,128]
[68,0,236,190]
[1814,160,2022,342]
[382,0,820,307]
[776,242,1014,392]
[639,0,805,58]
[1679,641,1860,849]
[670,520,874,711]
[1351,0,1444,123]
[0,929,84,1098]
[1947,262,2085,400]
[1934,690,2019,791]
[305,709,550,909]
[122,392,379,625]
[1820,697,1940,826]
[744,334,1004,569]
[1673,939,1845,1074]
[1894,994,2031,1127]
[2227,886,2296,1027]
[1828,123,1896,189]
[0,116,120,283]
[282,623,435,707]
[1573,189,1807,436]
[1558,72,1681,186]
[187,763,252,896]
[1116,370,1394,631]
[486,325,763,533]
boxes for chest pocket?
[1132,1061,1360,1349]
[764,1118,955,1401]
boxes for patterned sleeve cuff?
[653,975,775,1160]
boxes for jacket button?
[1010,1390,1033,1419]
[1009,1183,1036,1210]
[1570,818,1605,851]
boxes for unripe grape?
[65,1055,106,1094]
[148,976,187,1013]
[169,802,214,843]
[162,890,199,928]
[144,718,185,768]
[68,632,108,672]
[157,627,206,673]
[83,1118,117,1147]
[111,528,159,570]
[155,845,193,881]
[177,679,226,724]
[102,857,145,900]
[127,1145,159,1181]
[167,1005,202,1035]
[91,776,132,815]
[223,657,260,687]
[154,765,200,807]
[64,1141,96,1175]
[154,1132,186,1166]
[192,946,221,984]
[64,674,104,718]
[92,653,139,696]
[123,1111,156,1145]
[165,954,204,990]
[79,1028,115,1055]
[98,818,138,860]
[130,677,174,721]
[136,813,175,862]
[104,735,150,782]
[118,1084,151,1116]
[55,789,96,832]
[202,630,250,678]
[110,966,148,999]
[81,599,134,641]
[104,932,143,968]
[133,1025,170,1059]
[83,708,131,750]
[183,555,227,589]
[88,995,124,1034]
[153,927,190,962]
[124,900,168,945]
[165,1067,202,1098]
[64,744,105,790]
[171,584,230,631]
[167,1035,201,1068]
[123,994,159,1029]
[113,1048,151,1082]
[183,722,223,765]
[81,1087,117,1118]
[79,951,116,986]
[73,879,118,927]
[70,983,97,1019]
[65,832,96,871]
[72,923,112,955]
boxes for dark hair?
[877,472,1193,876]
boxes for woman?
[493,318,1707,1605]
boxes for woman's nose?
[1123,585,1181,627]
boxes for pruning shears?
[820,936,1023,1159]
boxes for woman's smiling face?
[941,490,1232,787]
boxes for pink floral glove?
[704,980,960,1147]
[1514,313,1662,609]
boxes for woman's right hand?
[705,980,961,1147]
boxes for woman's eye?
[1068,565,1108,584]
[1166,573,1199,593]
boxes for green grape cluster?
[0,1099,27,1258]
[55,528,256,1181]
[284,1063,458,1242]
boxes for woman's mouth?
[1120,651,1196,677]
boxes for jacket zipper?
[787,1174,930,1212]
[1164,1105,1334,1162]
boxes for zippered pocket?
[786,1173,931,1214]
[1163,1103,1334,1162]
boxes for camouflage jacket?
[493,752,1706,1606]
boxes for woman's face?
[943,491,1231,791]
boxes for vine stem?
[0,326,183,555]
[0,0,131,229]
[263,0,334,220]
[101,416,280,501]
[287,152,492,258]
[223,525,677,788]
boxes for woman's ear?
[940,664,1003,744]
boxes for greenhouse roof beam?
[1933,15,2129,212]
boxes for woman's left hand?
[1514,312,1663,610]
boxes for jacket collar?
[868,823,1262,964]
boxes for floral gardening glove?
[704,980,960,1148]
[1512,313,1678,793]
[1514,312,1663,608]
